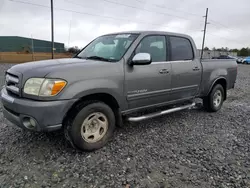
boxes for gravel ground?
[0,63,249,188]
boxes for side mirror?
[131,53,152,65]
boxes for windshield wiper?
[74,55,84,59]
[85,56,116,62]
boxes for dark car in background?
[212,55,237,59]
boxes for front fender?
[58,78,126,108]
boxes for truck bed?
[199,59,238,97]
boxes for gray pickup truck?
[1,31,237,151]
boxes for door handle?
[193,67,200,71]
[159,69,169,74]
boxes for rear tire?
[64,101,116,151]
[203,84,225,112]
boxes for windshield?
[76,33,139,62]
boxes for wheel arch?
[208,77,227,100]
[62,92,122,127]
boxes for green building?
[0,36,65,53]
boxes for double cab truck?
[1,31,237,151]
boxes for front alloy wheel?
[64,101,116,151]
[81,112,108,143]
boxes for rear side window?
[170,36,194,61]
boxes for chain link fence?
[0,47,72,64]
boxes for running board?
[127,102,196,122]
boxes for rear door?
[168,36,202,101]
[125,35,172,109]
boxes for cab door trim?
[127,88,171,101]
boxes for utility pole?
[31,34,34,60]
[201,8,209,60]
[68,15,72,48]
[51,0,54,59]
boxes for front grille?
[5,73,20,96]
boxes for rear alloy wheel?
[64,101,116,151]
[203,84,225,112]
[213,90,223,109]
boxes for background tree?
[216,48,222,52]
[67,46,81,54]
[230,49,239,53]
[207,47,250,56]
[238,48,249,56]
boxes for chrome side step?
[127,102,196,122]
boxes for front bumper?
[0,88,77,132]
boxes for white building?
[197,50,237,59]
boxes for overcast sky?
[0,0,249,49]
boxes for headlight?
[24,78,67,96]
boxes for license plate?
[1,92,14,103]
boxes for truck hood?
[9,58,103,74]
[8,58,111,78]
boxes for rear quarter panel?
[199,59,237,96]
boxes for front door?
[125,35,172,110]
[168,36,202,101]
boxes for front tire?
[203,84,225,112]
[64,101,116,151]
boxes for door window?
[170,36,194,61]
[135,35,167,62]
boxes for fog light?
[23,117,37,130]
[30,118,36,127]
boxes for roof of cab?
[101,30,192,39]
